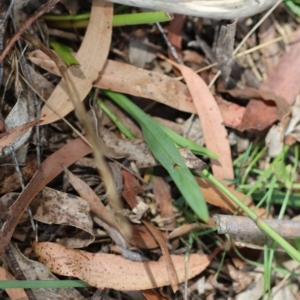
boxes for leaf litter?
[1,0,300,299]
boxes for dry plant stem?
[22,33,129,236]
[0,0,59,64]
[213,215,300,249]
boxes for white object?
[106,0,278,19]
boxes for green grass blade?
[43,11,172,29]
[112,11,173,26]
[50,41,79,67]
[104,90,209,222]
[98,99,136,138]
[0,280,90,289]
[157,123,217,159]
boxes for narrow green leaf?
[104,90,209,222]
[50,41,79,67]
[158,123,217,159]
[0,280,90,289]
[43,11,172,29]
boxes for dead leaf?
[130,224,159,249]
[222,87,291,131]
[29,52,245,127]
[168,223,201,240]
[236,28,300,131]
[0,138,92,254]
[9,243,84,300]
[32,187,94,248]
[172,61,234,181]
[102,128,157,168]
[215,95,246,128]
[40,0,113,125]
[33,241,211,290]
[0,120,40,154]
[2,81,36,156]
[27,49,60,76]
[95,59,195,113]
[0,267,28,300]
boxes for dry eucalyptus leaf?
[32,187,94,248]
[172,61,234,181]
[2,92,35,156]
[0,121,38,155]
[28,51,244,127]
[33,241,210,290]
[8,243,85,300]
[40,0,113,125]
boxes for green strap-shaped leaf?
[104,90,208,222]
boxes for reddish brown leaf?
[152,177,176,231]
[130,224,159,249]
[238,28,300,131]
[0,138,92,254]
[142,221,179,292]
[122,170,161,249]
[171,61,234,181]
[63,167,118,230]
[223,87,291,131]
[167,14,185,74]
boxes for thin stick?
[0,0,59,64]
